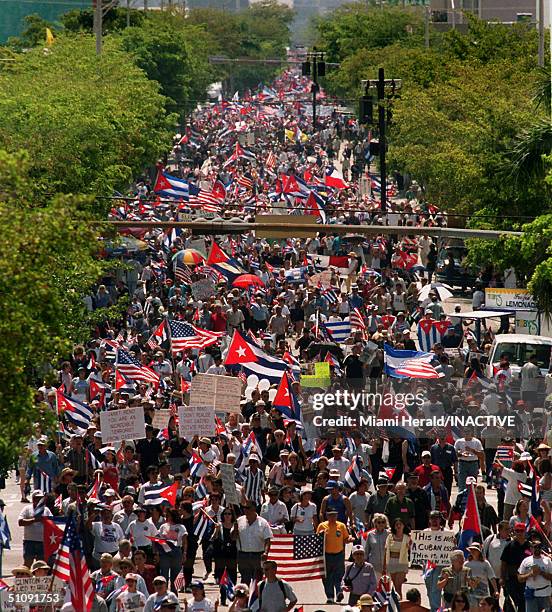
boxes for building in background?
[430,0,538,27]
[1,0,88,43]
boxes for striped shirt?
[243,468,265,505]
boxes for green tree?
[315,4,424,63]
[7,14,57,51]
[61,7,145,34]
[187,1,293,92]
[0,36,174,201]
[121,11,215,114]
[388,60,537,217]
[0,150,108,472]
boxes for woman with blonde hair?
[364,513,389,579]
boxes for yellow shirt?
[317,520,349,554]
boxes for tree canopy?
[0,36,174,199]
[0,151,108,471]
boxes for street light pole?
[377,67,387,213]
[312,58,318,131]
[94,0,102,55]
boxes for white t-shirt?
[519,554,552,596]
[158,522,188,547]
[501,467,527,505]
[126,518,157,548]
[116,589,147,611]
[92,521,125,556]
[186,597,216,611]
[290,502,318,534]
[454,438,483,462]
[328,457,351,480]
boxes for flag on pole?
[52,516,94,612]
[168,320,223,353]
[142,482,179,506]
[266,534,325,581]
[224,329,290,384]
[458,480,482,555]
[115,349,160,385]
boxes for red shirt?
[413,463,442,488]
[210,312,227,332]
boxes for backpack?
[258,579,287,606]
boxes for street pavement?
[1,472,499,610]
[0,296,489,608]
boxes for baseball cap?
[352,545,365,554]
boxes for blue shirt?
[430,443,457,470]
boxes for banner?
[191,279,216,300]
[190,373,243,412]
[410,530,456,566]
[219,463,241,505]
[152,409,172,431]
[485,288,537,311]
[100,406,146,443]
[178,404,215,438]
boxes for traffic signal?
[359,96,373,124]
[302,61,311,76]
[317,61,326,77]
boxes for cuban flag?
[323,320,352,343]
[417,318,436,352]
[206,242,246,282]
[220,568,235,601]
[310,440,328,463]
[248,579,259,612]
[273,372,302,425]
[325,165,349,190]
[56,389,93,429]
[384,344,444,380]
[325,351,342,376]
[344,455,362,490]
[224,329,290,384]
[458,479,482,555]
[153,171,190,198]
[189,451,203,478]
[243,431,263,459]
[304,190,326,223]
[284,267,307,283]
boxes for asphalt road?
[0,472,499,611]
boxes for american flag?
[237,174,254,190]
[168,320,223,353]
[188,190,223,213]
[266,534,324,581]
[146,319,168,350]
[174,570,186,592]
[52,516,94,611]
[266,151,276,170]
[174,261,192,284]
[115,349,160,384]
[350,307,366,330]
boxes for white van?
[485,334,552,393]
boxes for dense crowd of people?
[6,69,551,612]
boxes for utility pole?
[126,0,130,27]
[377,68,387,213]
[360,71,402,214]
[312,58,318,131]
[538,0,544,67]
[94,0,102,55]
[302,50,325,132]
[451,0,456,29]
[424,5,430,48]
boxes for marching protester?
[6,65,549,612]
